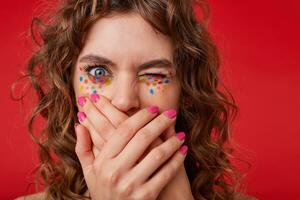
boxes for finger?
[90,93,129,128]
[139,145,188,196]
[97,106,160,161]
[137,136,163,164]
[116,109,178,169]
[161,125,176,141]
[77,111,106,150]
[77,96,114,141]
[74,123,95,170]
[129,132,185,184]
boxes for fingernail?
[176,132,185,141]
[164,109,177,119]
[147,106,159,114]
[78,96,86,107]
[91,93,100,103]
[179,145,188,155]
[77,112,86,122]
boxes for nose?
[110,76,140,115]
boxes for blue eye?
[84,65,110,78]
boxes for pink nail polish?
[179,145,188,155]
[91,93,100,103]
[77,112,86,122]
[164,109,177,119]
[147,106,159,114]
[176,132,185,141]
[78,96,86,107]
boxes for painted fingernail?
[179,145,188,155]
[176,132,185,141]
[78,96,86,107]
[77,112,86,122]
[164,109,177,119]
[91,93,100,103]
[147,106,159,114]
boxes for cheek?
[138,75,181,108]
[138,75,171,96]
[77,72,112,96]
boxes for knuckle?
[117,123,133,137]
[95,121,110,133]
[151,148,165,161]
[105,169,120,186]
[156,115,167,125]
[136,128,152,142]
[118,183,134,197]
[141,189,157,200]
[169,138,180,149]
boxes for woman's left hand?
[76,93,194,199]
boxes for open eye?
[85,65,110,77]
[83,65,112,82]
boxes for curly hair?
[13,0,249,199]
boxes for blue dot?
[164,79,170,83]
[79,76,83,82]
[93,90,97,93]
[149,88,154,95]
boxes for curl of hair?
[13,0,249,199]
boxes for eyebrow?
[79,54,173,71]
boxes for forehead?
[79,12,174,66]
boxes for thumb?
[74,123,95,170]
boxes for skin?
[15,11,257,200]
[72,12,194,199]
[73,12,180,113]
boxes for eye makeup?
[78,65,173,96]
[78,66,112,94]
[138,74,172,95]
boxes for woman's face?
[73,12,181,116]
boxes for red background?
[1,0,299,199]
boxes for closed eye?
[140,73,167,78]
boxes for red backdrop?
[1,1,299,199]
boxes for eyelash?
[83,64,168,78]
[83,64,112,77]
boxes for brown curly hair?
[12,0,249,199]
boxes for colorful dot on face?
[79,76,83,82]
[140,74,172,96]
[80,85,84,91]
[149,88,154,95]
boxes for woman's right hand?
[75,97,187,200]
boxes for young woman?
[15,0,256,199]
